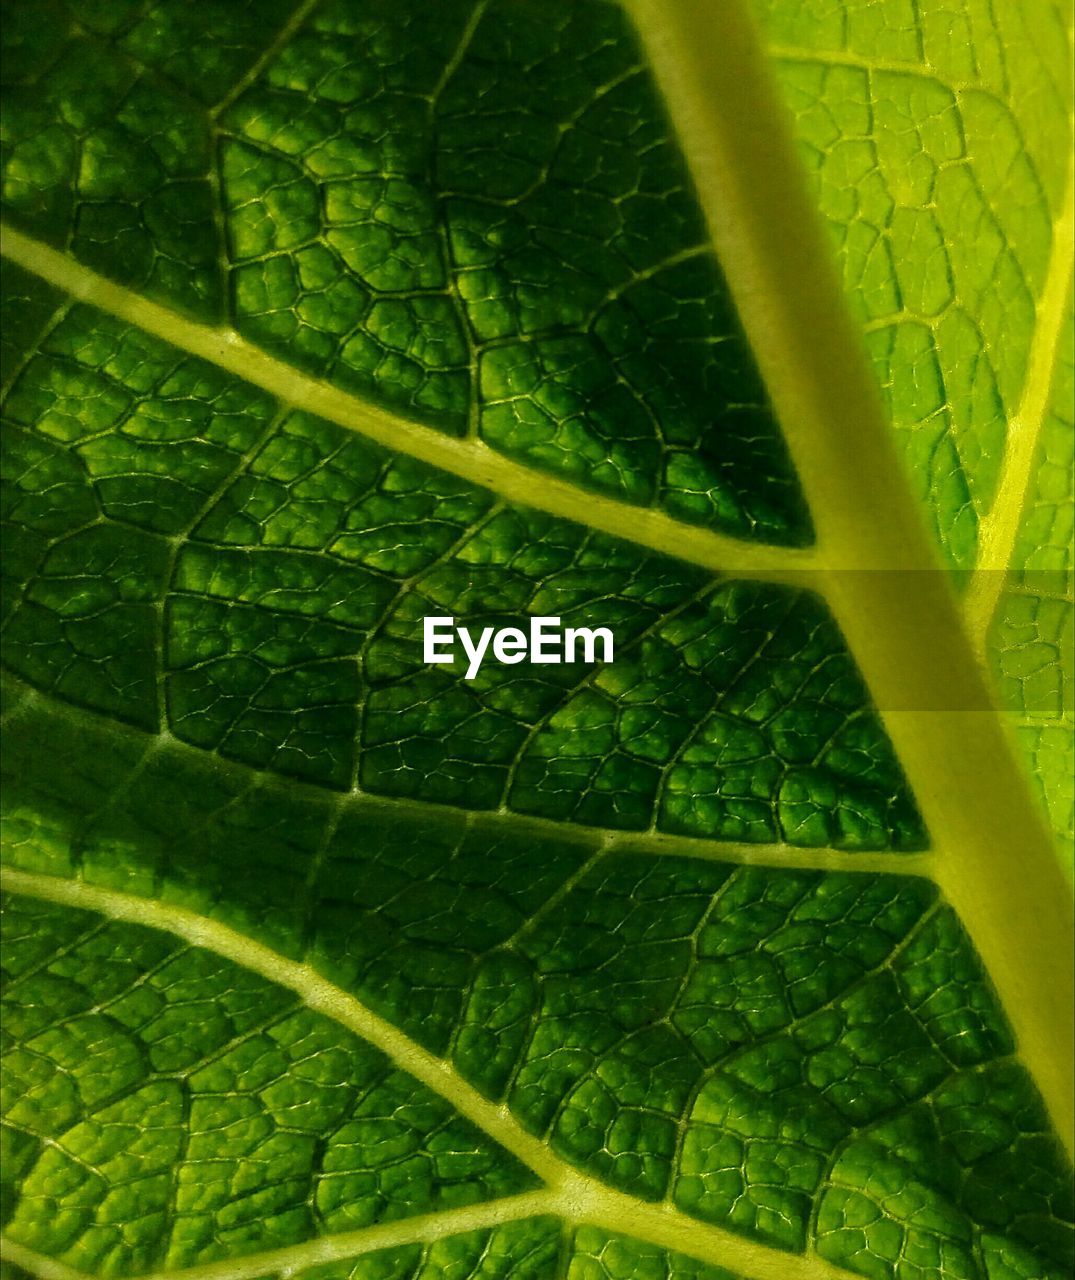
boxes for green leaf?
[748,0,1073,572]
[989,304,1075,860]
[1,2,1072,1280]
[0,300,921,844]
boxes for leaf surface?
[1,2,1072,1280]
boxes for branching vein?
[0,867,863,1280]
[625,0,1075,1154]
[963,167,1075,650]
[0,224,816,588]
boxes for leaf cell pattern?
[2,692,1073,1277]
[274,1217,565,1280]
[1,895,536,1273]
[1,301,922,850]
[1,0,812,544]
[749,0,1073,567]
[0,0,1072,1278]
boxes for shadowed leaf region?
[1,298,920,850]
[1,0,811,543]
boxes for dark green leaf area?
[0,3,254,322]
[0,0,812,543]
[0,1263,34,1280]
[279,1217,564,1280]
[1,307,277,735]
[0,262,66,389]
[1,687,599,1054]
[498,582,923,848]
[0,300,916,846]
[0,893,537,1276]
[504,861,1051,1256]
[5,716,1069,1276]
[361,539,882,841]
[222,0,810,540]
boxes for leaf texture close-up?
[0,2,1073,1279]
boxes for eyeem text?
[423,616,614,679]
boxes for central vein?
[625,0,1074,1154]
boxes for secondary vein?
[1,676,934,879]
[0,867,861,1280]
[1,1194,556,1280]
[0,223,815,587]
[963,167,1075,652]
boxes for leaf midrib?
[625,0,1074,1156]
